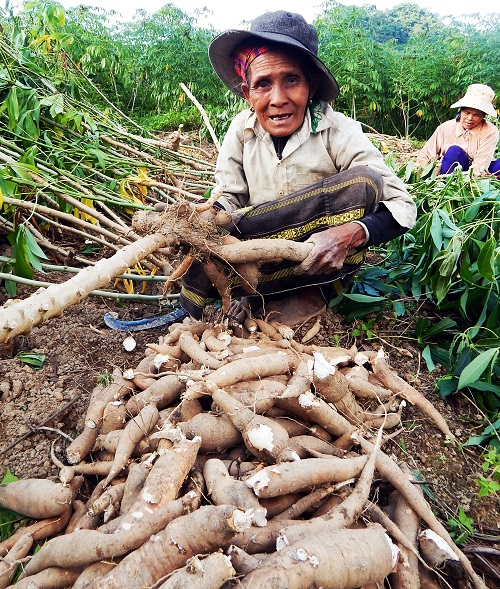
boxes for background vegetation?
[2,0,498,140]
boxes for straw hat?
[450,84,497,118]
[208,11,339,102]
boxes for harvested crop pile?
[0,315,489,589]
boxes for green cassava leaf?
[476,237,496,282]
[458,348,499,390]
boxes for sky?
[57,1,498,31]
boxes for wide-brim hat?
[450,83,497,118]
[208,11,340,102]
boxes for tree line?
[1,0,499,142]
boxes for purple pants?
[442,145,500,176]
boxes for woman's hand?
[295,222,367,275]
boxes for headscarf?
[231,44,270,79]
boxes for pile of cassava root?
[0,315,487,589]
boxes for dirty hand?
[294,223,367,275]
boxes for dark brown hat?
[208,10,340,101]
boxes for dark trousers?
[442,145,500,175]
[180,167,382,320]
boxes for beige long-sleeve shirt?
[214,101,416,230]
[416,118,499,174]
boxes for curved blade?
[103,307,188,332]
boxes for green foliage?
[63,4,217,121]
[352,318,378,340]
[3,1,496,140]
[348,171,500,446]
[16,350,46,369]
[315,4,384,122]
[97,369,114,387]
[138,107,203,133]
[475,447,500,496]
[372,172,500,322]
[446,507,474,545]
[465,417,500,450]
[314,2,498,139]
[7,225,47,281]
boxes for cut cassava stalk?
[1,195,136,249]
[0,232,172,343]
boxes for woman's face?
[241,49,316,137]
[459,107,485,131]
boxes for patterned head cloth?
[231,44,270,79]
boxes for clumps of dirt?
[0,294,179,481]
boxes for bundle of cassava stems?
[0,313,488,589]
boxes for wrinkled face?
[241,49,316,137]
[460,107,485,131]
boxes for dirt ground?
[0,134,499,585]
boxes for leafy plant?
[97,369,114,387]
[475,447,500,497]
[352,317,378,341]
[7,225,48,283]
[16,351,46,369]
[446,507,475,545]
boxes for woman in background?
[417,84,499,176]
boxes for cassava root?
[1,316,486,589]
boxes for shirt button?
[278,191,284,196]
[277,162,281,166]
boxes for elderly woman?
[180,11,416,326]
[417,84,499,176]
